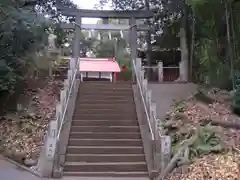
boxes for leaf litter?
[165,89,240,180]
[0,79,63,164]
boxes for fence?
[162,66,180,82]
[32,57,80,177]
[143,63,180,82]
[132,58,172,178]
[142,65,159,82]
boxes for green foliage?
[186,0,207,7]
[172,100,185,113]
[0,1,49,93]
[0,72,23,93]
[0,0,77,94]
[116,53,132,81]
[174,124,224,161]
[186,0,240,90]
[231,72,240,113]
[94,40,115,58]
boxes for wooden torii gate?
[57,6,154,79]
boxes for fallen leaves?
[167,152,240,180]
[0,79,63,164]
[164,88,240,180]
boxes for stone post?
[158,61,163,83]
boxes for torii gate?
[57,6,154,81]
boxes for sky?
[72,0,111,24]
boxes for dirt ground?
[161,87,240,180]
[0,77,63,165]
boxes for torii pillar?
[73,16,82,59]
[129,18,137,83]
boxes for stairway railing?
[132,58,172,178]
[33,57,80,178]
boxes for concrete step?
[81,81,131,84]
[81,82,132,86]
[63,171,148,177]
[77,104,135,109]
[65,154,145,163]
[68,138,142,146]
[66,146,144,154]
[76,99,134,104]
[70,126,139,133]
[64,162,147,172]
[78,95,134,100]
[71,120,138,126]
[79,91,133,96]
[75,108,136,114]
[69,132,141,139]
[80,85,132,89]
[79,87,132,91]
[72,114,136,120]
[79,86,132,90]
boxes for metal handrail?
[56,58,79,140]
[163,66,179,69]
[142,65,158,69]
[132,60,154,140]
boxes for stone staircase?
[63,81,148,177]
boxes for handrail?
[132,59,154,140]
[57,58,79,140]
[142,65,158,69]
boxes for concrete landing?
[62,177,149,180]
[148,83,197,119]
[0,157,42,180]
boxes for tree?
[0,0,78,93]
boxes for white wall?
[81,72,112,81]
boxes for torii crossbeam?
[61,23,150,31]
[57,7,154,19]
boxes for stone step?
[70,126,139,133]
[77,104,135,109]
[72,114,136,120]
[63,171,148,177]
[77,95,134,100]
[76,99,134,104]
[68,138,142,146]
[65,154,145,163]
[81,81,132,84]
[69,132,141,139]
[75,108,136,114]
[64,162,147,172]
[82,81,131,83]
[66,146,144,154]
[71,120,138,126]
[80,85,132,89]
[79,91,133,96]
[80,87,132,90]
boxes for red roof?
[79,58,121,72]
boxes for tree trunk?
[180,3,189,82]
[189,8,196,82]
[225,0,235,90]
[144,0,152,80]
